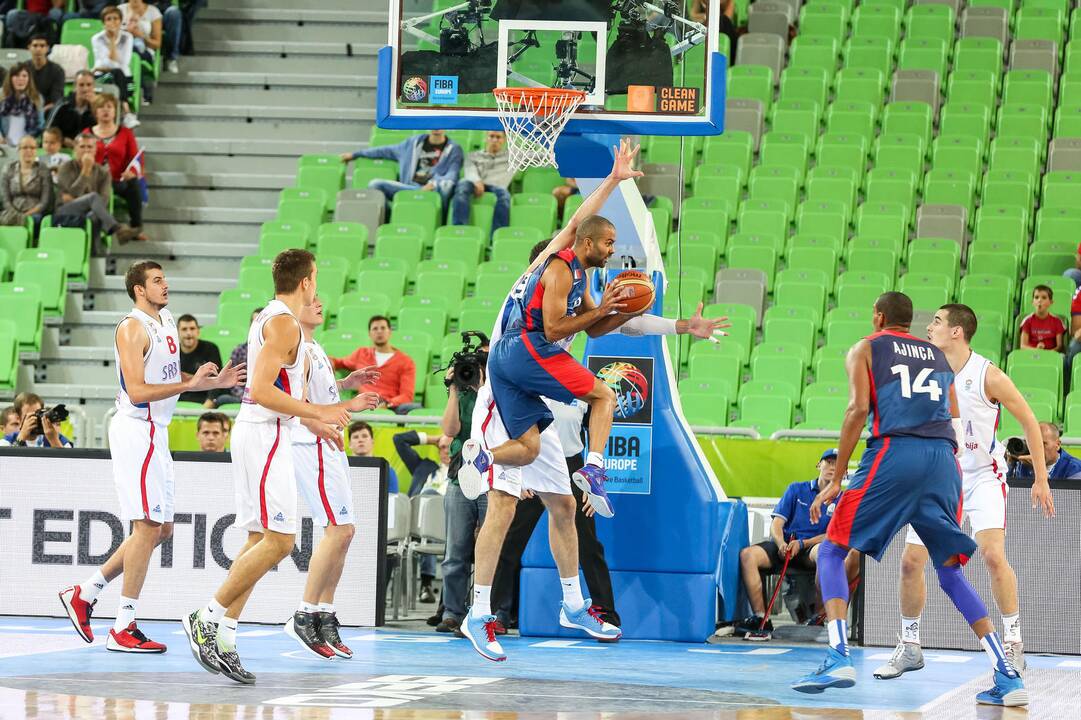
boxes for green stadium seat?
[759,132,812,179]
[727,65,774,111]
[774,276,828,322]
[1015,7,1065,44]
[0,283,42,353]
[825,307,870,347]
[259,231,302,257]
[391,197,440,237]
[799,4,847,42]
[814,344,852,381]
[973,206,1028,249]
[922,170,978,222]
[0,226,28,271]
[772,99,823,140]
[899,273,952,309]
[680,392,730,426]
[816,133,869,177]
[38,227,88,283]
[748,165,800,210]
[931,136,983,180]
[750,354,806,394]
[785,246,839,290]
[13,251,66,315]
[898,36,948,78]
[833,67,886,105]
[855,203,908,245]
[397,305,447,340]
[805,166,859,219]
[762,315,817,356]
[413,271,466,309]
[788,233,842,255]
[1020,275,1075,311]
[217,288,263,327]
[316,223,369,275]
[701,131,755,175]
[907,238,961,290]
[1036,208,1081,245]
[277,198,325,232]
[780,66,830,108]
[681,205,731,243]
[846,244,898,278]
[982,171,1037,224]
[728,232,785,254]
[873,134,926,179]
[520,167,564,194]
[432,225,485,264]
[740,378,802,408]
[735,395,794,435]
[1028,245,1075,277]
[788,35,840,74]
[297,165,344,210]
[844,32,896,73]
[60,19,103,54]
[904,4,955,45]
[947,70,998,108]
[1003,70,1054,113]
[881,102,934,153]
[1042,172,1081,210]
[0,319,16,390]
[795,202,848,244]
[798,396,848,430]
[997,105,1049,155]
[692,164,743,210]
[261,219,311,245]
[736,200,789,243]
[374,228,423,266]
[800,381,847,408]
[953,37,1003,80]
[826,100,877,140]
[355,268,407,300]
[687,344,742,394]
[199,324,245,362]
[836,270,891,308]
[939,103,993,149]
[1054,104,1081,139]
[352,160,398,189]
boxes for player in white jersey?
[287,295,379,660]
[874,303,1056,681]
[183,249,377,685]
[59,261,244,653]
[457,140,728,662]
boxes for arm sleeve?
[462,151,480,183]
[388,354,416,406]
[46,65,64,105]
[617,314,678,336]
[351,143,399,162]
[391,431,424,474]
[387,467,399,494]
[331,349,360,371]
[118,35,133,75]
[433,143,463,183]
[37,166,53,210]
[771,485,794,522]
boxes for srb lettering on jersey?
[160,362,179,381]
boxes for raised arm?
[539,262,629,342]
[986,364,1055,518]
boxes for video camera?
[1005,436,1029,458]
[28,404,69,438]
[441,331,490,392]
[440,0,494,55]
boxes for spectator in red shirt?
[88,92,146,236]
[1020,285,1065,351]
[1065,241,1081,288]
[331,315,419,414]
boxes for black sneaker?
[284,611,335,659]
[316,611,352,658]
[216,647,256,684]
[419,585,436,603]
[426,611,442,627]
[181,610,220,675]
[435,616,460,633]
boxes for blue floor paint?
[0,617,1060,711]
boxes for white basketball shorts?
[293,439,355,527]
[232,418,298,534]
[906,468,1008,546]
[109,413,174,523]
[472,384,571,498]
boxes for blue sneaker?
[457,439,493,500]
[559,599,622,642]
[976,669,1028,707]
[460,611,506,662]
[572,463,614,518]
[791,646,857,693]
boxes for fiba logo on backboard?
[589,356,654,424]
[401,76,428,103]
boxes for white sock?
[113,596,137,633]
[586,451,604,468]
[81,570,108,603]
[981,632,1017,676]
[827,618,848,656]
[317,603,335,614]
[901,615,921,644]
[1002,613,1022,643]
[560,575,585,612]
[471,584,492,617]
[298,601,317,613]
[200,599,227,624]
[217,616,238,652]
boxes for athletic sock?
[81,570,108,603]
[559,575,585,612]
[298,601,317,613]
[217,617,238,652]
[586,452,604,469]
[471,585,492,618]
[1002,613,1022,643]
[200,599,227,625]
[827,618,849,657]
[317,603,335,614]
[901,615,921,645]
[981,632,1019,678]
[113,596,137,633]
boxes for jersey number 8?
[890,364,942,401]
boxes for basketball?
[611,270,655,314]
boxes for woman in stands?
[0,135,53,232]
[88,93,145,236]
[91,5,140,129]
[119,0,164,105]
[0,62,43,147]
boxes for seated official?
[1008,422,1081,481]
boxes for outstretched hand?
[212,360,246,389]
[609,137,644,182]
[340,365,380,390]
[684,302,730,339]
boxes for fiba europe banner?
[0,449,387,625]
[588,356,654,495]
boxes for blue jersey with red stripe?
[506,248,587,341]
[867,330,956,445]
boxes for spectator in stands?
[68,0,110,19]
[176,313,223,406]
[450,130,512,236]
[552,177,579,218]
[3,2,64,49]
[349,420,398,494]
[91,5,140,128]
[41,126,66,181]
[89,92,145,233]
[393,428,452,604]
[736,449,859,639]
[331,315,418,414]
[49,70,97,147]
[1009,422,1081,481]
[196,411,229,452]
[27,34,64,113]
[0,405,20,438]
[2,391,73,448]
[119,0,165,104]
[146,0,183,73]
[1066,244,1081,288]
[340,129,463,214]
[0,135,52,231]
[690,0,739,56]
[213,307,260,407]
[0,63,43,147]
[1020,285,1065,352]
[55,133,142,246]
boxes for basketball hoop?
[493,87,587,172]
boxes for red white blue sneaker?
[461,611,506,662]
[791,646,856,693]
[976,669,1028,706]
[559,599,622,642]
[458,439,493,500]
[572,463,614,518]
[58,585,96,643]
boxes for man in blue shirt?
[1010,422,1081,481]
[339,130,463,215]
[0,392,72,448]
[738,449,856,638]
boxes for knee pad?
[817,541,850,603]
[936,564,988,625]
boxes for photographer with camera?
[1007,422,1081,481]
[2,391,72,448]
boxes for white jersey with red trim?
[292,339,340,444]
[956,350,1008,481]
[113,307,180,424]
[236,299,305,425]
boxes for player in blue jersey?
[792,292,1028,707]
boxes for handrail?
[689,425,761,439]
[769,429,871,441]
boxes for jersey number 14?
[890,364,942,401]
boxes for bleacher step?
[164,55,372,76]
[154,86,365,110]
[200,8,386,24]
[139,137,364,157]
[137,120,374,142]
[142,205,276,225]
[158,70,373,89]
[194,40,383,57]
[195,20,386,45]
[32,383,117,402]
[134,223,260,247]
[148,170,294,191]
[139,102,372,123]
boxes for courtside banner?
[0,449,387,626]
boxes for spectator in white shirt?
[91,5,139,128]
[119,0,163,103]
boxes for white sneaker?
[167,59,179,74]
[1005,641,1026,674]
[873,637,925,679]
[122,112,141,129]
[457,439,492,500]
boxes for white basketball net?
[493,87,587,172]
